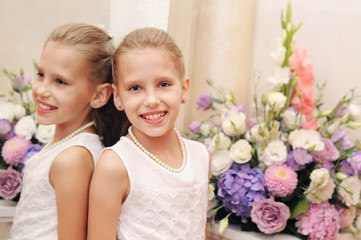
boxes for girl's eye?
[129,85,141,91]
[159,82,170,88]
[56,79,67,85]
[36,72,44,79]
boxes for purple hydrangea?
[189,121,201,133]
[217,163,266,222]
[196,92,213,110]
[23,144,43,163]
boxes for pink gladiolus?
[289,48,316,120]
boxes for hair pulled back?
[112,27,185,135]
[46,23,126,146]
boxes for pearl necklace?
[128,126,187,173]
[40,121,95,153]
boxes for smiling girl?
[10,23,125,240]
[87,27,210,240]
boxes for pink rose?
[0,168,23,200]
[251,197,290,234]
[312,138,340,163]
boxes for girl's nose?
[35,81,51,99]
[143,93,160,107]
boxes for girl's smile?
[32,41,96,133]
[37,101,57,114]
[113,48,189,139]
[141,111,167,124]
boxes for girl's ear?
[90,83,112,109]
[112,83,124,111]
[181,78,190,104]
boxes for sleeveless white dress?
[10,133,103,240]
[110,136,209,240]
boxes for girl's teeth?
[39,103,51,110]
[144,113,165,120]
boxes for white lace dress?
[110,137,209,240]
[10,133,103,240]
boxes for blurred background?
[0,0,360,132]
[1,0,361,238]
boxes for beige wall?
[1,0,361,132]
[0,0,110,93]
[251,0,361,137]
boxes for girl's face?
[32,41,96,131]
[113,48,189,139]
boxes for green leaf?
[286,1,292,24]
[210,97,224,104]
[290,198,308,219]
[230,90,236,105]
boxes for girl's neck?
[52,120,95,143]
[128,126,186,172]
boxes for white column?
[109,0,171,46]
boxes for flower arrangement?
[190,3,361,240]
[0,62,54,201]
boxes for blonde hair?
[45,23,114,85]
[44,23,127,147]
[113,27,185,82]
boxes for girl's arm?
[87,149,130,240]
[49,146,95,240]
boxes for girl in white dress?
[10,23,126,240]
[88,27,210,240]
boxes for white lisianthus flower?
[0,102,16,122]
[282,109,306,130]
[213,132,232,150]
[270,39,287,66]
[337,175,361,207]
[14,116,37,140]
[267,67,291,90]
[35,124,55,144]
[288,129,325,152]
[348,103,361,120]
[246,123,264,143]
[14,104,26,120]
[305,168,335,204]
[229,139,252,164]
[221,112,246,137]
[259,140,287,166]
[208,184,215,201]
[200,122,212,136]
[267,92,287,112]
[326,118,341,135]
[211,149,232,176]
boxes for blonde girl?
[10,23,126,240]
[88,27,210,240]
